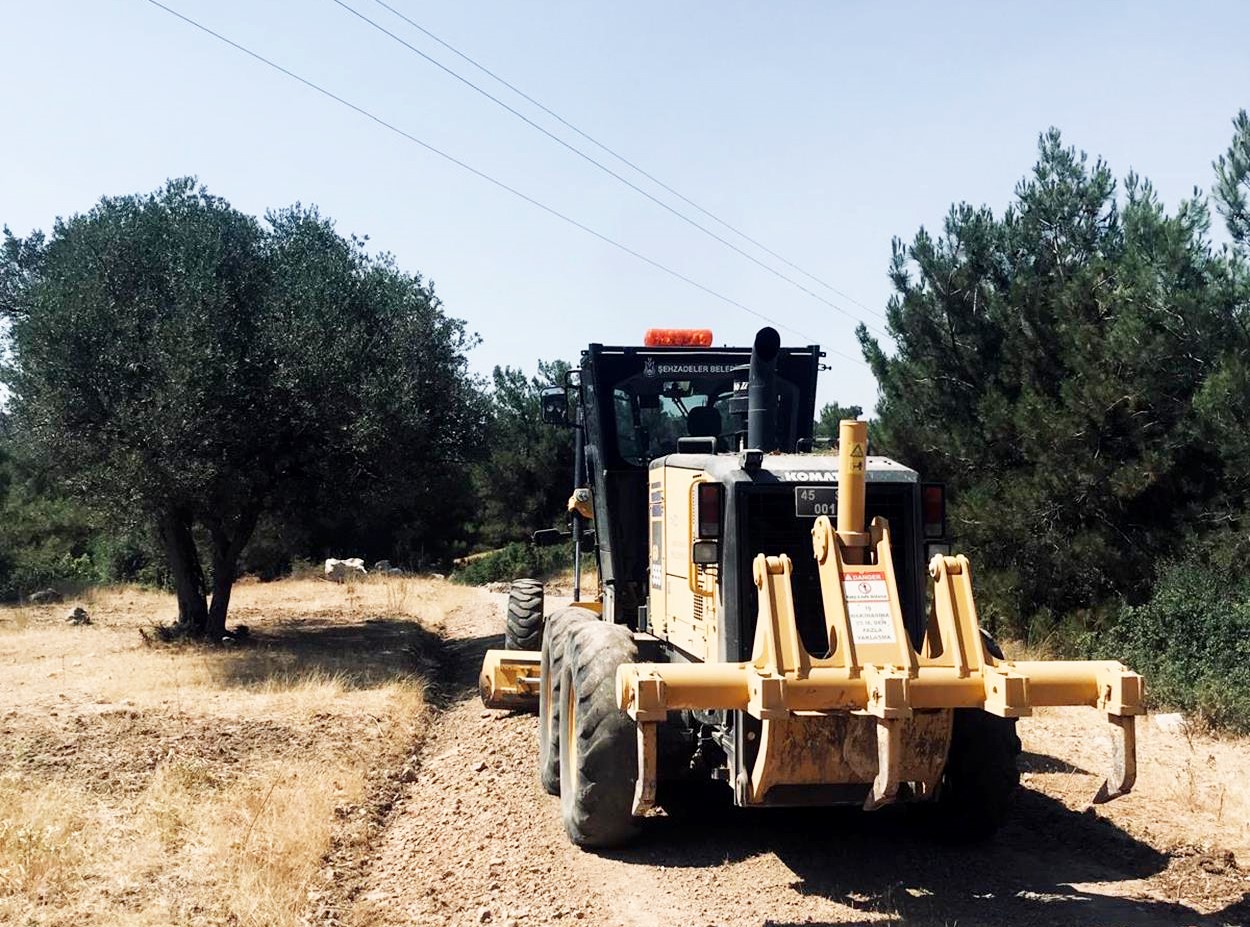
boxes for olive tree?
[1,178,483,638]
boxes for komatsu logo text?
[772,471,836,482]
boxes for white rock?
[324,558,368,583]
[1153,712,1187,734]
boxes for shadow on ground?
[599,764,1248,926]
[206,610,502,709]
[1020,749,1096,776]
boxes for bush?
[238,515,308,581]
[452,542,573,586]
[0,550,98,600]
[1094,540,1250,733]
[90,532,169,588]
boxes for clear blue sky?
[3,1,1247,412]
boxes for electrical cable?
[140,0,872,367]
[329,0,890,339]
[367,0,887,323]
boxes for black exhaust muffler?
[746,326,781,452]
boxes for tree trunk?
[157,508,208,634]
[206,509,259,639]
[205,548,233,640]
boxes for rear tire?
[538,606,595,795]
[934,707,1021,842]
[504,579,544,651]
[560,621,640,848]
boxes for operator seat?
[686,405,723,449]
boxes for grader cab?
[481,326,1144,848]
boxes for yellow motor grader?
[481,326,1143,848]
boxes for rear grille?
[740,484,918,657]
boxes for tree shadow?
[600,786,1247,925]
[207,615,502,709]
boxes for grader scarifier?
[481,326,1144,848]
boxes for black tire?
[560,621,641,848]
[538,606,595,795]
[504,578,544,651]
[933,707,1022,842]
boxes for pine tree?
[859,129,1240,630]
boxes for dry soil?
[342,594,1250,927]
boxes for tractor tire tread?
[538,606,595,794]
[560,621,640,848]
[504,578,544,651]
[935,706,1022,842]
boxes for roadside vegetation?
[0,184,574,626]
[452,541,574,586]
[1097,537,1250,733]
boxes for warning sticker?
[848,442,866,473]
[842,568,896,644]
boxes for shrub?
[0,550,98,600]
[1094,539,1250,733]
[452,542,573,586]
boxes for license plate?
[794,486,837,518]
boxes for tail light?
[696,482,722,539]
[922,483,946,539]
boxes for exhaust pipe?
[747,326,781,451]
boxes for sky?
[2,1,1248,413]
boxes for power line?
[140,0,871,369]
[329,0,890,340]
[367,0,888,324]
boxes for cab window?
[613,378,734,465]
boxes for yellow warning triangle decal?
[850,443,865,458]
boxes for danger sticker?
[842,568,896,644]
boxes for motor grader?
[481,326,1144,848]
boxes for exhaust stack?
[746,326,781,452]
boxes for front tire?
[934,707,1021,842]
[559,621,640,848]
[538,606,595,795]
[504,578,544,651]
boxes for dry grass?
[0,574,481,927]
[543,565,601,598]
[1019,707,1250,866]
[997,635,1066,662]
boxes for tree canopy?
[1,179,484,637]
[860,118,1250,630]
[472,360,573,547]
[814,402,865,444]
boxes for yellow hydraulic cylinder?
[837,420,869,561]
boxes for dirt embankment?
[345,594,1250,927]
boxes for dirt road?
[345,593,1250,927]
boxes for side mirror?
[532,527,566,547]
[540,386,570,426]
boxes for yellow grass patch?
[0,574,478,927]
